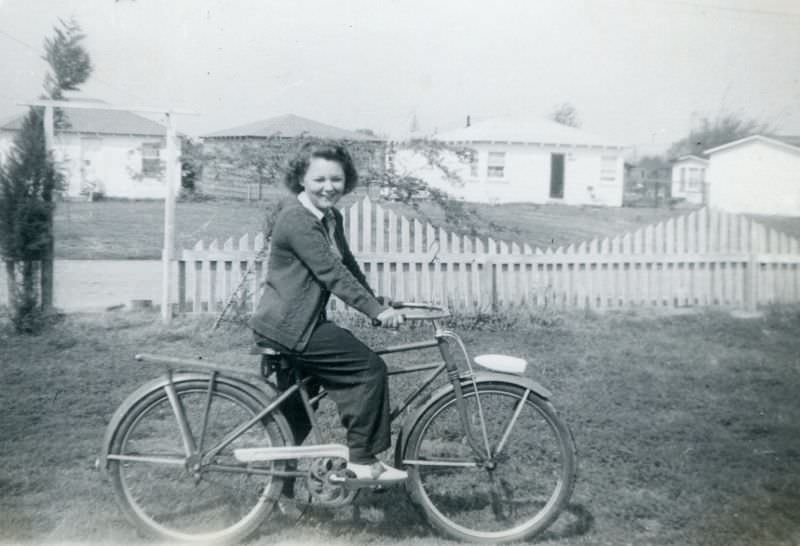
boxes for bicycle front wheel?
[107,378,287,544]
[403,381,576,543]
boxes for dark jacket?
[249,197,386,351]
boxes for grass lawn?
[53,192,694,260]
[1,306,799,545]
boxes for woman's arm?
[277,207,385,319]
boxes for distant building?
[0,99,172,199]
[671,155,709,205]
[704,135,800,216]
[394,116,627,206]
[199,114,385,199]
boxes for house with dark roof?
[704,135,800,216]
[0,99,173,199]
[199,114,385,199]
[393,116,627,206]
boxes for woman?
[250,141,407,482]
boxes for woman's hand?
[376,307,405,329]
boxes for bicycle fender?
[393,372,552,467]
[99,372,293,472]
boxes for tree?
[0,18,91,332]
[667,113,770,159]
[43,19,92,100]
[0,111,64,332]
[372,138,488,232]
[550,103,581,128]
[180,138,204,194]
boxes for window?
[687,167,704,189]
[487,151,506,178]
[141,142,162,178]
[600,155,617,181]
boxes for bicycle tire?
[107,378,288,544]
[403,381,576,543]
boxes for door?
[80,137,103,197]
[550,153,565,199]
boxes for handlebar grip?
[372,313,406,328]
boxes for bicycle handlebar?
[372,302,450,327]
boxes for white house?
[0,100,175,199]
[394,117,627,206]
[704,135,800,216]
[671,155,709,205]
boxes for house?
[0,100,173,199]
[670,155,709,205]
[199,114,386,198]
[393,117,627,206]
[704,135,800,216]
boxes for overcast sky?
[1,0,799,156]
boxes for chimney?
[466,115,471,128]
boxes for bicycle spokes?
[405,383,576,541]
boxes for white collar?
[297,191,326,221]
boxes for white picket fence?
[175,196,800,315]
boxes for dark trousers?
[258,321,391,463]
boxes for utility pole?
[161,113,178,323]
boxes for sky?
[0,0,799,156]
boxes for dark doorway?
[550,153,565,199]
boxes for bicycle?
[99,302,577,544]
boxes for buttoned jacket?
[249,197,386,351]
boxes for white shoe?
[347,461,408,482]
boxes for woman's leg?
[291,321,390,463]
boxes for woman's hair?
[284,141,359,195]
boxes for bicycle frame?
[113,317,495,479]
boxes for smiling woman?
[249,140,408,482]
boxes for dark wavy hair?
[284,141,359,195]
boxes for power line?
[0,26,41,52]
[633,0,800,19]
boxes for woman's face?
[302,158,346,211]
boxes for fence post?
[744,253,758,312]
[177,260,187,313]
[487,258,498,312]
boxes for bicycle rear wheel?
[403,381,576,543]
[107,378,287,544]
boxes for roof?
[774,135,800,147]
[432,117,625,148]
[203,114,381,141]
[704,135,800,156]
[673,154,709,164]
[0,100,166,137]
